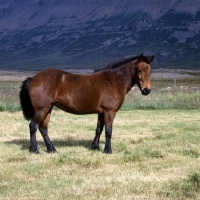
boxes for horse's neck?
[114,63,136,94]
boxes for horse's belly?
[55,87,121,114]
[54,96,101,114]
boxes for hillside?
[0,0,200,70]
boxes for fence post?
[174,79,176,89]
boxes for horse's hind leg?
[91,113,104,151]
[39,106,57,153]
[29,106,54,153]
[29,120,39,153]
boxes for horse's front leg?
[104,111,116,154]
[91,113,104,151]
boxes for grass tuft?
[161,172,200,199]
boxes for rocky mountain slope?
[0,0,200,70]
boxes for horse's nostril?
[146,88,151,93]
[142,88,151,95]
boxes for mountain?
[0,0,200,70]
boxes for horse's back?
[31,68,65,82]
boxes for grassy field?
[0,70,200,199]
[0,110,199,199]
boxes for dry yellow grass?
[0,110,200,200]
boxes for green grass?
[0,81,21,111]
[0,110,199,199]
[121,88,200,110]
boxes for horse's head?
[135,54,154,95]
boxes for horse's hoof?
[47,149,58,153]
[91,145,100,151]
[103,149,112,154]
[29,148,39,154]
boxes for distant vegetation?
[122,89,200,110]
[0,81,21,112]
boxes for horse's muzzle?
[141,88,151,95]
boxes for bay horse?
[19,54,154,154]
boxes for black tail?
[19,77,34,120]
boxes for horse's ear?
[137,54,144,62]
[148,55,154,63]
[143,55,155,64]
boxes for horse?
[19,54,154,154]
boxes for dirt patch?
[0,70,37,81]
[151,69,195,79]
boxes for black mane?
[94,55,139,72]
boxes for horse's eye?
[138,69,142,74]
